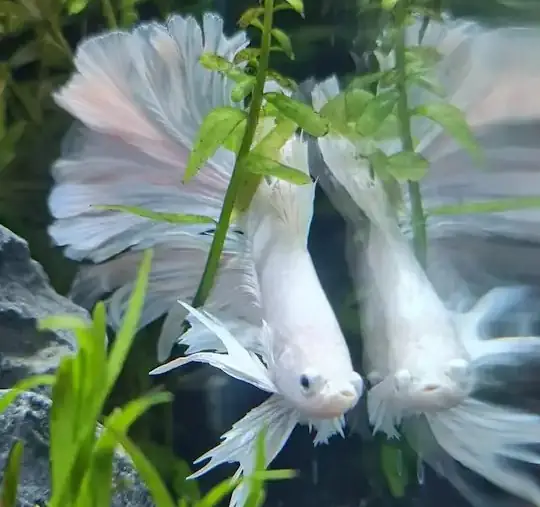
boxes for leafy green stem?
[191,0,274,308]
[394,0,427,266]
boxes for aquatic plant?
[0,248,295,507]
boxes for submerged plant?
[0,248,294,507]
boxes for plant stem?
[191,0,274,308]
[101,0,118,29]
[394,0,427,266]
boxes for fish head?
[273,361,364,419]
[393,358,473,414]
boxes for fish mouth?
[300,387,360,419]
[407,383,465,412]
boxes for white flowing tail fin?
[48,13,264,361]
[401,18,540,299]
[406,287,540,507]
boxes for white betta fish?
[47,12,363,507]
[309,15,540,507]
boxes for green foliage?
[0,249,294,506]
[242,151,312,184]
[95,205,217,226]
[184,107,248,182]
[1,441,24,507]
[412,102,482,162]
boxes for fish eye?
[299,370,324,397]
[300,374,311,390]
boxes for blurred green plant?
[0,248,295,506]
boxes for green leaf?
[9,82,42,123]
[428,197,540,216]
[244,428,267,507]
[356,90,398,137]
[413,102,482,161]
[137,441,200,503]
[198,478,240,507]
[105,429,177,507]
[253,118,297,159]
[66,0,88,14]
[49,357,79,500]
[385,151,429,181]
[0,0,33,25]
[1,440,24,507]
[38,314,91,333]
[283,0,304,15]
[235,118,298,212]
[184,107,247,182]
[367,149,390,180]
[264,92,328,137]
[381,443,408,498]
[271,28,294,60]
[238,7,264,28]
[381,0,398,9]
[106,249,153,396]
[233,48,261,65]
[406,46,442,68]
[78,391,172,507]
[95,205,216,225]
[0,375,56,414]
[223,118,247,154]
[266,71,297,92]
[8,40,40,68]
[120,0,139,26]
[0,121,27,172]
[231,75,256,103]
[199,53,235,73]
[320,88,374,137]
[242,152,311,185]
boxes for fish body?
[312,15,540,507]
[47,12,363,507]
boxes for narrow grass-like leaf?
[244,428,267,507]
[1,440,24,507]
[95,205,216,225]
[242,152,311,185]
[184,107,247,182]
[77,391,172,507]
[38,314,91,332]
[197,478,240,507]
[413,102,482,161]
[49,357,78,501]
[428,197,540,216]
[381,443,408,498]
[264,92,328,136]
[105,249,153,396]
[106,428,177,507]
[0,375,55,414]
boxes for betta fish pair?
[47,10,540,507]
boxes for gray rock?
[0,225,87,388]
[0,390,154,507]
